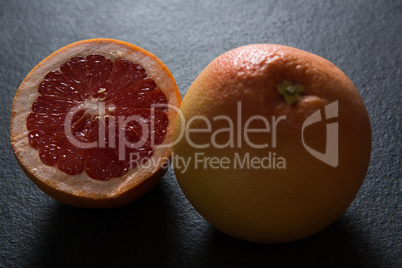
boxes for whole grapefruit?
[173,44,371,243]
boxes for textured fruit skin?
[173,44,371,243]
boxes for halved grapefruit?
[10,39,181,208]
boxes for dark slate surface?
[0,0,401,267]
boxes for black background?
[1,0,401,267]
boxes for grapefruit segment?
[38,71,84,101]
[85,54,113,97]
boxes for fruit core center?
[82,98,105,116]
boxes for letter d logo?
[302,101,339,167]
